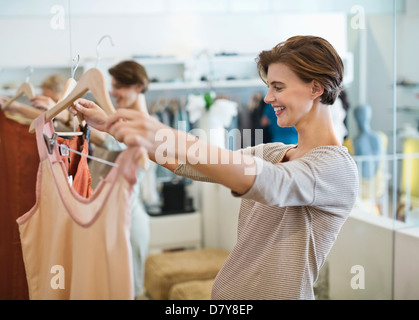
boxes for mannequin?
[353,104,383,179]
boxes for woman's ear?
[135,84,144,93]
[311,80,324,100]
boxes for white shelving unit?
[0,64,85,97]
[135,53,264,91]
[0,54,265,97]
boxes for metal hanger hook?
[25,65,34,82]
[95,35,115,68]
[71,54,80,79]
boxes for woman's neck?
[294,103,341,152]
[126,93,147,113]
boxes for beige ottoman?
[169,279,215,300]
[144,248,229,300]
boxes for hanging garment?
[57,128,94,199]
[0,110,37,300]
[0,111,94,300]
[88,143,119,189]
[17,114,141,300]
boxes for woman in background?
[87,60,151,299]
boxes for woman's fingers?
[124,132,153,150]
[105,108,146,130]
[108,119,144,141]
[72,98,109,131]
[111,124,152,150]
[30,96,54,110]
[75,98,98,109]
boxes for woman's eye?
[274,87,283,92]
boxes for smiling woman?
[255,36,344,162]
[73,35,359,300]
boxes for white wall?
[394,227,419,299]
[327,209,419,300]
[327,211,395,299]
[0,7,348,67]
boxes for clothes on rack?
[242,92,271,147]
[0,109,94,300]
[151,98,189,182]
[17,114,141,300]
[0,110,36,300]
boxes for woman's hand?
[31,95,72,123]
[73,98,109,132]
[104,107,256,194]
[105,108,168,151]
[0,96,19,112]
[30,96,55,111]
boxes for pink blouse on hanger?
[17,114,143,300]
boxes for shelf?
[148,78,264,91]
[0,87,42,97]
[1,54,264,95]
[0,79,265,97]
[134,57,186,65]
[397,106,419,113]
[397,83,419,89]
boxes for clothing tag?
[59,144,70,156]
[68,175,73,187]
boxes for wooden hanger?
[29,68,114,133]
[55,53,84,135]
[29,68,149,169]
[54,77,84,137]
[1,82,35,110]
[61,77,78,99]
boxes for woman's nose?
[264,89,274,104]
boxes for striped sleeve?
[172,145,257,183]
[234,147,358,214]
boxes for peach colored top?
[17,115,142,300]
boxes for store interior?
[1,0,419,300]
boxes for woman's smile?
[273,105,286,117]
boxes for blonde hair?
[41,74,66,96]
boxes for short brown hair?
[109,60,150,93]
[256,36,344,105]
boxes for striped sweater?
[174,143,359,300]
